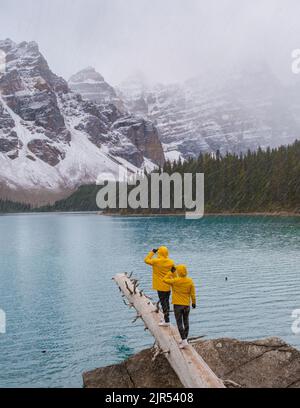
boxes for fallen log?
[113,273,225,389]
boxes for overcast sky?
[0,0,300,85]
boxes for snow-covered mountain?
[117,66,300,160]
[0,40,164,204]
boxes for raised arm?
[144,250,157,266]
[163,271,178,285]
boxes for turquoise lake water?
[0,213,300,387]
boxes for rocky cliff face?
[70,65,300,162]
[83,337,300,388]
[0,40,164,202]
[69,67,124,111]
[118,67,300,161]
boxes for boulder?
[83,337,300,388]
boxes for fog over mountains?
[0,36,300,204]
[71,64,300,161]
[2,0,300,86]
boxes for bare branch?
[123,299,129,307]
[125,281,133,295]
[132,314,142,324]
[144,294,153,300]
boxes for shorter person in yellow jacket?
[144,247,175,327]
[163,265,196,349]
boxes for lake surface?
[0,213,300,387]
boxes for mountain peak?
[0,39,40,53]
[69,67,105,85]
[19,40,40,52]
[68,68,125,110]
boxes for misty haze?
[1,0,300,85]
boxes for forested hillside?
[0,200,31,213]
[41,141,300,214]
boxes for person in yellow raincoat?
[163,265,196,348]
[144,246,175,326]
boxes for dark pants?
[174,305,190,340]
[157,291,171,323]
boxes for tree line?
[0,199,31,213]
[161,140,300,213]
[44,140,300,214]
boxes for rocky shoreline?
[83,337,300,388]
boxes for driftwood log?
[113,273,225,388]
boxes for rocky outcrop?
[111,117,165,167]
[27,139,65,167]
[0,95,21,157]
[83,337,300,388]
[0,40,164,201]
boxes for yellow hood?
[176,265,188,277]
[158,246,169,258]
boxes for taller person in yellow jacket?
[163,265,196,349]
[144,247,175,327]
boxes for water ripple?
[0,214,300,387]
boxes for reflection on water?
[0,213,299,387]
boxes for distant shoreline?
[1,210,300,217]
[102,211,300,218]
[0,211,99,216]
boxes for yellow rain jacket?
[144,246,175,292]
[163,265,196,306]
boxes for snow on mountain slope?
[0,93,137,191]
[0,39,165,201]
[117,65,300,159]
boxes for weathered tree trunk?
[113,273,225,389]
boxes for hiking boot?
[180,339,189,349]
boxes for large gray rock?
[83,337,300,388]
